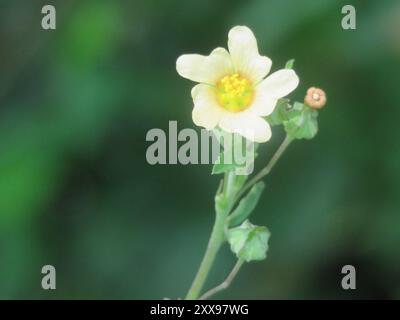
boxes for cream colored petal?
[191,84,224,130]
[248,88,278,117]
[219,112,272,143]
[227,26,272,83]
[210,47,231,60]
[176,47,233,84]
[258,69,299,99]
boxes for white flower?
[176,26,299,143]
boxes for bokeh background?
[1,0,399,299]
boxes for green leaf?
[266,99,291,126]
[227,220,270,262]
[228,182,265,227]
[232,174,248,196]
[283,102,319,140]
[285,59,295,69]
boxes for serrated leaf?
[283,103,319,140]
[227,220,270,262]
[228,182,265,227]
[239,226,270,261]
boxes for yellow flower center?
[216,73,254,112]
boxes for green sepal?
[227,220,270,262]
[285,59,295,69]
[266,98,291,126]
[283,102,319,140]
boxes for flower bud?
[304,87,326,109]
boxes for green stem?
[199,259,244,300]
[223,171,236,205]
[185,171,236,300]
[185,210,227,300]
[235,135,293,202]
[186,135,293,300]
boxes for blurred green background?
[1,0,399,299]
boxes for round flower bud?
[304,87,326,109]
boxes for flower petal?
[248,89,278,117]
[176,48,233,84]
[219,112,272,143]
[228,26,272,83]
[258,69,299,99]
[191,84,224,130]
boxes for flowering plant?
[176,26,326,300]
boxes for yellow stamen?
[216,73,254,112]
